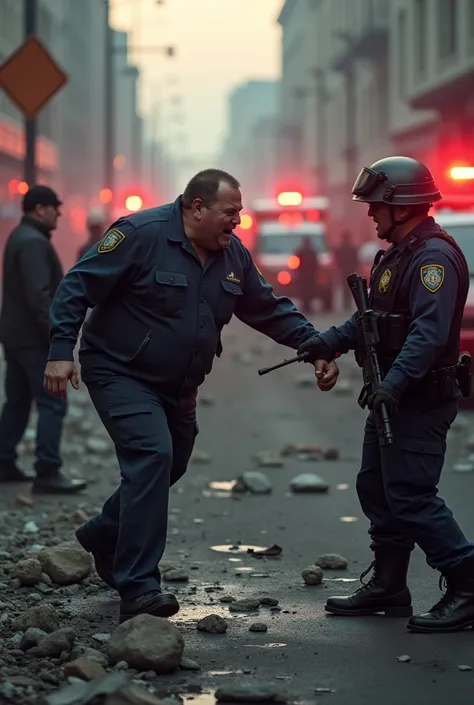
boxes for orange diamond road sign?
[0,35,68,120]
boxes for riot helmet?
[352,156,442,205]
[351,156,442,241]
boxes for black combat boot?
[119,590,180,623]
[325,548,412,617]
[407,558,474,633]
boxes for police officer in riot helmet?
[296,156,474,634]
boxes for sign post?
[0,14,68,187]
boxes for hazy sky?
[112,0,283,176]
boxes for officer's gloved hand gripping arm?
[45,221,140,397]
[379,250,458,399]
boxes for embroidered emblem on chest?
[378,268,392,294]
[226,272,240,284]
[421,264,444,293]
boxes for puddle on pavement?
[173,605,248,623]
[340,516,359,522]
[336,483,349,490]
[324,577,358,582]
[183,692,215,705]
[211,544,267,553]
[228,557,242,562]
[243,643,287,648]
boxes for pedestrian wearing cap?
[0,185,86,493]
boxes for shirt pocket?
[216,279,243,325]
[155,271,188,317]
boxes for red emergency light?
[287,255,300,270]
[450,166,474,180]
[277,191,303,207]
[277,270,292,285]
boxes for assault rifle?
[347,273,393,447]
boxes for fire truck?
[235,191,334,311]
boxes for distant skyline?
[111,0,283,183]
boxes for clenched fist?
[44,360,79,399]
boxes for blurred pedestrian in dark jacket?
[77,208,105,260]
[335,230,359,310]
[294,235,319,314]
[0,185,86,493]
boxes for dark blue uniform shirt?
[49,197,317,400]
[319,219,464,395]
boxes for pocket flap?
[221,280,243,295]
[155,271,188,287]
[109,402,155,418]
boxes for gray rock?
[249,623,268,632]
[38,545,92,585]
[254,451,284,469]
[11,558,43,586]
[302,566,324,585]
[107,614,184,674]
[215,684,280,702]
[196,614,228,634]
[240,471,272,494]
[163,569,189,583]
[23,521,39,534]
[219,594,236,603]
[290,473,329,493]
[20,627,47,651]
[259,597,279,607]
[229,598,261,613]
[35,627,76,658]
[180,656,201,670]
[314,554,348,570]
[12,604,59,633]
[452,463,474,473]
[85,437,110,454]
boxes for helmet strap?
[378,205,415,243]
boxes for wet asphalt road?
[3,311,474,704]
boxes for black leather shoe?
[119,589,180,623]
[408,559,474,633]
[325,548,413,617]
[0,461,34,482]
[32,471,87,494]
[75,524,116,590]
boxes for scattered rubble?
[314,554,348,570]
[38,545,93,585]
[290,473,329,493]
[302,566,324,586]
[107,614,184,673]
[236,471,273,494]
[196,614,228,634]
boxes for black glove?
[367,384,401,416]
[297,335,334,363]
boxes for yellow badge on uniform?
[421,264,444,293]
[226,272,241,284]
[98,228,125,253]
[378,268,392,294]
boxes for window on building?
[398,10,407,97]
[414,0,427,77]
[438,0,458,60]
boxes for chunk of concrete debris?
[290,473,329,493]
[259,597,279,607]
[249,623,268,632]
[229,598,261,613]
[302,566,324,586]
[107,614,184,674]
[163,568,189,582]
[12,604,60,633]
[315,554,348,570]
[281,443,322,457]
[254,451,284,468]
[35,627,76,658]
[190,448,212,464]
[38,545,92,585]
[11,557,43,586]
[63,657,107,681]
[215,684,282,702]
[396,655,411,663]
[16,494,34,507]
[220,594,236,603]
[458,665,473,672]
[20,627,47,651]
[239,471,272,494]
[180,656,201,671]
[197,614,228,634]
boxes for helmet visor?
[352,167,387,198]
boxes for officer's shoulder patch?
[378,268,392,294]
[421,264,444,293]
[98,228,126,253]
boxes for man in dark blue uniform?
[43,169,339,623]
[297,156,474,634]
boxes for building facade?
[276,0,474,243]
